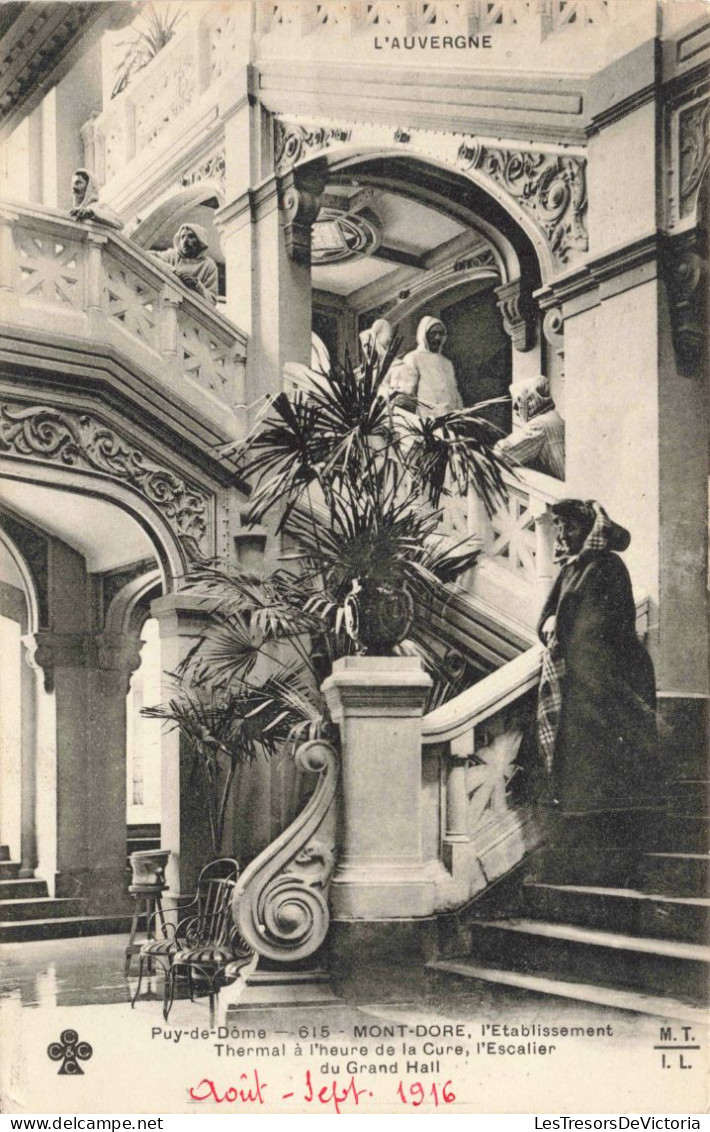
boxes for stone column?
[150,594,215,896]
[322,657,434,922]
[27,628,141,913]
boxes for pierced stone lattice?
[549,0,612,28]
[179,316,231,398]
[15,230,84,307]
[473,0,533,30]
[207,11,242,80]
[488,485,537,580]
[103,263,160,347]
[465,728,524,832]
[364,1,410,32]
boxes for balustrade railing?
[421,645,543,910]
[441,466,563,628]
[255,0,617,40]
[0,200,247,428]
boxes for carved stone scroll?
[278,162,328,265]
[233,739,339,963]
[0,403,211,560]
[663,230,707,376]
[495,278,535,351]
[457,139,588,266]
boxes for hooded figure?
[495,375,565,480]
[537,499,658,817]
[388,316,462,416]
[69,168,123,230]
[359,318,393,367]
[154,223,218,305]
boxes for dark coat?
[538,550,659,813]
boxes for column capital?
[495,278,535,352]
[277,159,328,266]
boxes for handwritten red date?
[397,1079,456,1107]
[189,1071,455,1113]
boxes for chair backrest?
[185,858,239,947]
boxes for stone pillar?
[150,594,215,896]
[217,87,322,414]
[322,657,434,922]
[27,628,141,913]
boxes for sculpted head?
[71,170,90,204]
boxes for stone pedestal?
[322,657,434,923]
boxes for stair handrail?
[422,644,544,746]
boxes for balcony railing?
[0,200,247,432]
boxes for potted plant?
[227,342,508,655]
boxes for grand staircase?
[431,775,710,1022]
[0,824,160,943]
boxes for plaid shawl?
[538,502,629,773]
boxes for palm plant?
[225,342,508,655]
[111,4,187,99]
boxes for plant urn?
[343,577,414,654]
[129,848,170,891]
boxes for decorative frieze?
[179,150,227,194]
[456,138,587,266]
[274,115,588,271]
[274,120,352,174]
[0,403,211,560]
[679,96,710,220]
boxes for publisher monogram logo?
[47,1029,93,1075]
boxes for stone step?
[0,878,49,900]
[532,849,710,898]
[126,838,161,856]
[466,918,710,1005]
[127,824,161,839]
[666,780,710,817]
[523,883,710,945]
[649,816,710,853]
[428,960,708,1025]
[0,861,21,880]
[0,915,134,943]
[639,853,710,899]
[0,897,85,922]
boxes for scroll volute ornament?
[232,739,339,963]
[278,159,328,266]
[663,229,707,376]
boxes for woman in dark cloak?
[537,499,659,823]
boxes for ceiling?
[0,481,157,574]
[311,184,475,300]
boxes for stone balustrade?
[255,0,619,40]
[442,465,563,627]
[0,199,247,432]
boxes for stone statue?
[495,375,565,480]
[359,318,393,367]
[387,316,462,416]
[69,169,123,230]
[154,223,218,305]
[311,332,331,375]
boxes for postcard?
[0,0,708,1117]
